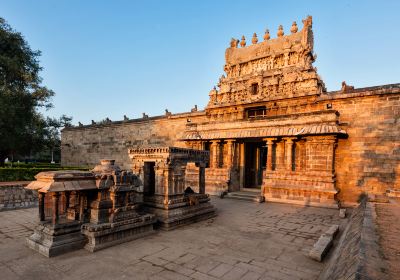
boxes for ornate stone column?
[210,140,220,168]
[239,142,245,189]
[276,140,285,171]
[284,138,295,171]
[263,138,276,171]
[51,192,60,225]
[225,139,235,168]
[39,192,45,221]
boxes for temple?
[61,16,400,207]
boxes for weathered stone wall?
[61,86,400,204]
[61,112,206,170]
[319,86,400,204]
[319,199,388,280]
[0,182,37,211]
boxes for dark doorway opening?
[244,142,266,188]
[144,162,155,195]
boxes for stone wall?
[319,199,388,280]
[319,86,400,204]
[61,112,206,170]
[61,85,400,204]
[0,182,37,211]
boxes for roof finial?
[263,29,270,41]
[290,21,298,33]
[252,33,258,44]
[240,35,246,47]
[277,25,284,37]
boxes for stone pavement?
[0,198,346,280]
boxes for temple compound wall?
[62,16,400,206]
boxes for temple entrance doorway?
[143,162,155,195]
[244,141,266,189]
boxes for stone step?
[225,191,261,202]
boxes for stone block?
[308,234,333,262]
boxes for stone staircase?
[225,189,261,202]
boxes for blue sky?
[2,0,399,125]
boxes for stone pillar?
[210,140,220,168]
[285,138,294,171]
[39,192,45,221]
[79,193,85,222]
[239,142,245,189]
[198,164,206,194]
[225,139,235,168]
[51,192,60,225]
[263,138,275,171]
[276,140,285,170]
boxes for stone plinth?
[82,211,155,252]
[26,220,86,257]
[144,193,216,230]
[262,171,339,208]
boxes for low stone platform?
[82,212,156,252]
[144,194,217,230]
[26,220,86,257]
[0,181,36,211]
[319,198,388,280]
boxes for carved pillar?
[284,138,295,171]
[155,167,165,196]
[210,140,220,168]
[239,142,245,189]
[39,192,45,221]
[225,139,235,168]
[276,140,285,170]
[51,192,60,225]
[263,138,276,171]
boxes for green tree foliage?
[0,17,71,165]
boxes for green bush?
[0,167,90,182]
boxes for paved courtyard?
[0,198,346,280]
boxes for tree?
[0,17,68,165]
[44,115,72,163]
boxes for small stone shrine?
[25,159,156,257]
[129,147,216,229]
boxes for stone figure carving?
[230,38,239,48]
[341,81,354,92]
